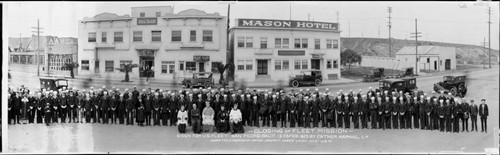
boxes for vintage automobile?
[362,68,385,82]
[377,77,418,95]
[39,77,69,91]
[399,67,415,77]
[181,72,215,88]
[433,75,467,97]
[288,70,322,87]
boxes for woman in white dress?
[177,105,188,133]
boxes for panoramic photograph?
[3,1,499,154]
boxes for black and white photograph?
[2,1,499,154]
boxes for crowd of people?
[8,85,490,134]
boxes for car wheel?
[291,80,300,88]
[314,79,321,86]
[450,87,457,96]
[204,82,212,88]
[433,85,439,92]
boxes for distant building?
[229,18,341,82]
[8,36,78,76]
[395,46,456,72]
[77,6,227,81]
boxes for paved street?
[7,66,499,153]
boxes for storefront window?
[114,32,123,42]
[81,60,90,70]
[186,62,196,71]
[260,37,267,49]
[172,30,182,42]
[246,60,253,70]
[203,30,213,42]
[283,60,289,70]
[237,60,245,70]
[152,31,161,42]
[237,37,245,48]
[105,61,114,72]
[275,60,282,70]
[133,31,142,42]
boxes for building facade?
[8,36,78,76]
[230,18,341,82]
[78,6,227,81]
[395,46,456,72]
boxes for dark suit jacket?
[479,104,488,117]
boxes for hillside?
[340,37,499,64]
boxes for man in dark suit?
[479,99,488,133]
[470,100,478,132]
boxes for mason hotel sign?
[137,18,158,25]
[237,18,338,31]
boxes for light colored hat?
[315,88,319,91]
[272,95,276,98]
[370,97,375,100]
[354,97,358,99]
[369,86,372,90]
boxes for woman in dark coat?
[137,103,145,127]
[216,105,229,133]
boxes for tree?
[341,49,362,70]
[116,63,138,82]
[215,63,234,85]
[62,62,79,78]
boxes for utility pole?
[410,19,422,75]
[32,19,43,76]
[388,7,392,57]
[487,6,491,68]
[378,26,380,38]
[289,2,292,20]
[481,38,489,68]
[348,21,351,37]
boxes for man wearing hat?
[479,99,488,132]
[260,94,270,127]
[59,92,68,123]
[169,93,179,126]
[369,96,378,129]
[303,96,312,128]
[51,92,60,123]
[288,95,298,128]
[390,97,399,129]
[311,94,321,128]
[110,93,118,124]
[343,96,351,129]
[335,96,344,128]
[160,93,170,126]
[360,95,369,129]
[243,94,252,127]
[152,93,161,126]
[250,95,260,127]
[126,92,136,125]
[101,91,111,124]
[326,95,336,128]
[438,99,445,132]
[117,93,126,124]
[469,100,478,132]
[350,96,360,129]
[451,100,460,133]
[67,91,77,123]
[270,94,280,128]
[319,94,329,128]
[417,96,425,130]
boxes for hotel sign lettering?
[238,18,338,31]
[138,50,155,56]
[193,56,210,62]
[137,18,158,25]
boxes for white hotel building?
[78,6,227,80]
[230,18,341,82]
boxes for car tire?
[450,87,457,96]
[433,85,439,92]
[291,80,300,88]
[314,79,321,86]
[204,82,212,88]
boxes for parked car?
[181,72,215,88]
[362,68,385,82]
[433,75,467,97]
[288,70,322,87]
[377,77,418,95]
[39,77,69,91]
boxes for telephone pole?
[388,6,392,57]
[487,6,491,68]
[32,19,43,76]
[481,38,489,68]
[410,19,422,75]
[348,21,351,37]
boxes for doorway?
[257,60,268,75]
[95,60,100,73]
[311,59,320,70]
[199,62,205,72]
[434,61,437,70]
[140,56,154,77]
[445,59,451,70]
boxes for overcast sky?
[4,1,499,49]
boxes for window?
[283,38,289,48]
[237,37,245,48]
[327,59,332,69]
[190,30,196,42]
[161,61,175,74]
[326,39,333,49]
[101,32,107,42]
[186,62,196,71]
[156,12,161,17]
[152,31,161,42]
[275,60,282,70]
[283,60,289,70]
[245,37,253,48]
[237,60,245,70]
[172,30,181,42]
[202,30,213,42]
[133,31,142,42]
[179,61,184,71]
[114,32,123,42]
[119,60,132,72]
[105,61,114,72]
[294,60,301,70]
[301,60,308,69]
[294,38,301,48]
[81,60,89,70]
[246,60,253,70]
[333,60,338,68]
[427,58,430,63]
[333,39,339,49]
[212,62,222,73]
[275,38,282,48]
[88,32,96,42]
[140,12,145,17]
[302,38,308,48]
[315,39,320,49]
[260,37,267,49]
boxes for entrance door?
[140,56,155,77]
[445,59,451,70]
[199,62,205,72]
[257,60,268,75]
[434,61,437,70]
[95,60,100,73]
[311,59,320,70]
